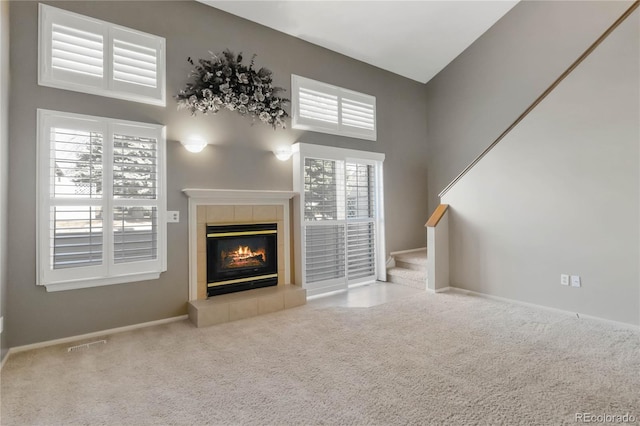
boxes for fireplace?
[206,223,278,297]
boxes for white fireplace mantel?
[183,188,298,301]
[183,188,297,203]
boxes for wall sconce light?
[273,146,292,161]
[181,136,207,153]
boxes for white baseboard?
[448,287,639,330]
[5,315,189,359]
[426,286,451,294]
[390,247,426,256]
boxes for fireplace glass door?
[206,223,278,296]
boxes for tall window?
[293,143,385,296]
[38,4,166,106]
[291,75,376,141]
[37,109,166,291]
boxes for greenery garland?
[176,50,289,129]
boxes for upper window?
[37,109,167,292]
[291,75,377,141]
[38,4,166,106]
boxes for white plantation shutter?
[113,206,158,264]
[112,133,158,200]
[292,75,376,140]
[297,83,339,132]
[303,158,344,221]
[52,206,104,270]
[305,225,345,283]
[40,113,107,283]
[347,223,376,280]
[110,124,162,271]
[299,88,338,124]
[341,94,376,134]
[39,4,166,106]
[38,110,166,291]
[51,23,104,86]
[110,27,163,101]
[346,163,377,281]
[303,158,346,285]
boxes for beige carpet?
[1,291,639,425]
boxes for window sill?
[42,272,162,292]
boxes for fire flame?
[221,245,267,269]
[236,246,255,259]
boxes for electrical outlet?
[167,211,179,223]
[560,274,569,286]
[571,275,581,288]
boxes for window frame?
[37,109,167,292]
[291,75,377,141]
[292,143,386,296]
[38,3,166,106]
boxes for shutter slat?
[113,134,158,199]
[113,207,158,264]
[299,88,339,124]
[52,206,103,269]
[113,39,158,88]
[51,24,104,78]
[51,128,103,199]
[52,58,103,77]
[341,98,376,130]
[113,61,157,79]
[112,50,157,71]
[51,49,103,68]
[305,225,345,284]
[347,221,376,279]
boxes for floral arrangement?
[176,50,289,129]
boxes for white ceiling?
[200,1,519,84]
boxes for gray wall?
[7,1,428,347]
[1,0,9,361]
[425,0,633,213]
[442,8,639,325]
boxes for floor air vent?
[67,340,107,352]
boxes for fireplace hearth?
[206,223,278,297]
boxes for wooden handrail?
[438,0,640,199]
[425,204,449,228]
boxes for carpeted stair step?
[387,267,426,290]
[395,259,427,272]
[393,249,427,272]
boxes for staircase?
[386,248,427,290]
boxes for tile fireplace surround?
[183,189,306,327]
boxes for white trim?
[306,282,350,297]
[448,287,640,330]
[291,142,384,163]
[44,271,161,292]
[306,288,348,300]
[38,4,166,106]
[37,109,166,290]
[3,315,188,363]
[390,247,427,256]
[292,142,386,296]
[291,75,376,141]
[183,189,297,301]
[182,189,296,202]
[348,278,376,288]
[426,286,451,294]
